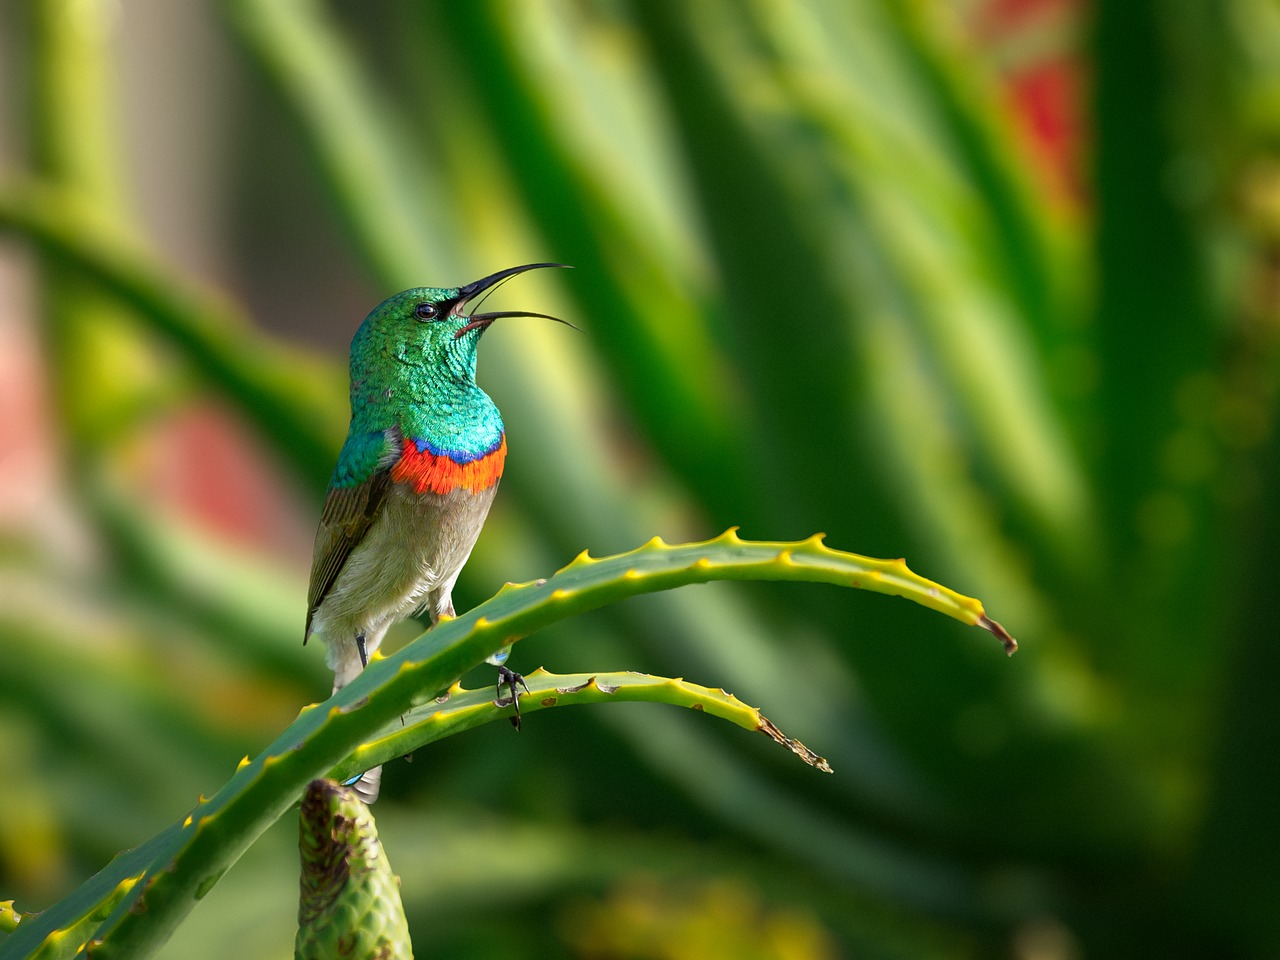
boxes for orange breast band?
[390,436,506,495]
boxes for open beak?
[453,262,575,339]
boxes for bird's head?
[355,262,572,382]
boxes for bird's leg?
[341,630,381,799]
[495,665,530,730]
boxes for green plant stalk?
[0,533,1012,960]
[295,781,411,960]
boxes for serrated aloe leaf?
[0,829,169,960]
[0,903,29,937]
[3,533,1012,960]
[295,781,411,960]
[331,669,831,786]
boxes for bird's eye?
[413,302,438,321]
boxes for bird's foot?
[356,631,368,668]
[495,665,530,730]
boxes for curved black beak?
[453,262,576,339]
[456,262,571,303]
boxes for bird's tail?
[344,765,382,805]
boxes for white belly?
[311,482,498,686]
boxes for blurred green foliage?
[2,0,1279,957]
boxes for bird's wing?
[305,430,400,639]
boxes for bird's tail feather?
[345,765,382,805]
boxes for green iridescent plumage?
[335,286,505,489]
[295,779,412,960]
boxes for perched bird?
[306,263,569,802]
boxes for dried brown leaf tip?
[979,614,1018,656]
[757,715,833,773]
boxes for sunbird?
[306,263,571,801]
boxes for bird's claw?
[495,665,530,729]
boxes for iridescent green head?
[351,262,569,386]
[338,263,570,475]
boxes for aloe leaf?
[0,533,1012,959]
[1,829,173,960]
[0,903,28,936]
[332,669,831,786]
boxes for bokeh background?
[2,0,1278,957]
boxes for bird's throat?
[386,382,506,495]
